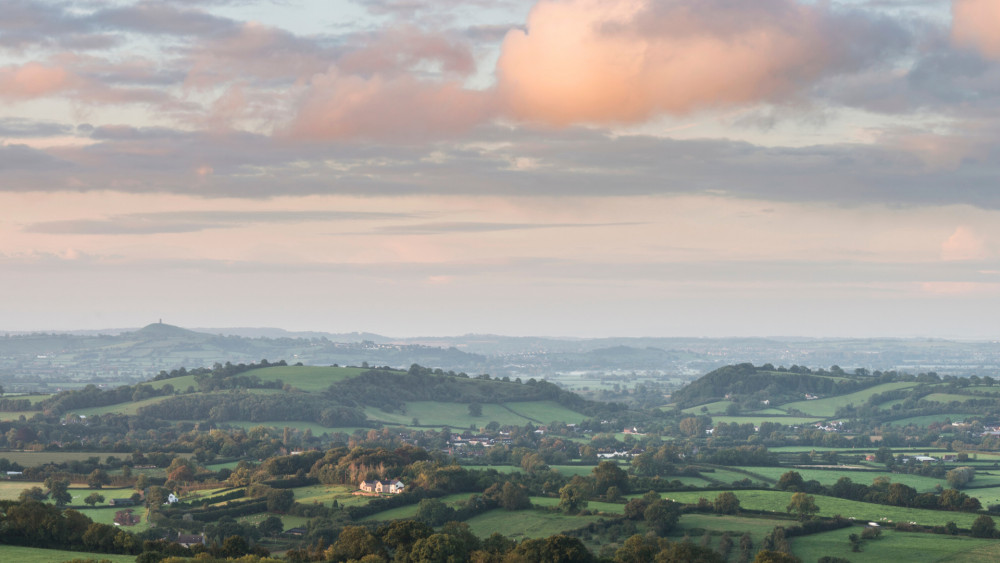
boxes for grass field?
[0,544,137,563]
[888,414,981,427]
[245,365,366,392]
[0,481,113,501]
[742,467,948,492]
[648,490,982,528]
[0,411,42,421]
[530,496,626,515]
[780,382,918,417]
[705,416,823,426]
[501,401,588,424]
[464,508,605,540]
[361,493,473,522]
[920,393,980,404]
[0,450,129,466]
[292,484,372,508]
[790,527,1000,563]
[71,394,176,416]
[699,468,768,485]
[76,505,151,532]
[672,513,795,544]
[364,400,585,428]
[682,401,735,415]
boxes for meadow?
[0,450,128,466]
[364,400,586,428]
[789,527,1000,563]
[463,507,606,540]
[779,382,919,417]
[649,490,983,528]
[887,414,981,426]
[291,484,371,508]
[0,544,138,563]
[671,513,795,544]
[705,416,823,426]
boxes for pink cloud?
[941,226,988,261]
[285,70,494,141]
[0,62,75,99]
[496,0,888,126]
[338,26,476,77]
[952,0,1000,59]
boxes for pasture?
[464,508,605,540]
[530,496,626,515]
[364,400,586,428]
[920,393,980,404]
[744,467,948,492]
[0,544,137,563]
[706,415,823,426]
[790,527,1000,563]
[648,489,982,528]
[291,484,371,508]
[360,493,472,522]
[672,513,795,544]
[502,401,588,424]
[780,381,918,417]
[888,414,980,427]
[0,450,125,466]
[682,400,734,415]
[71,394,176,416]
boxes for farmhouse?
[359,478,405,494]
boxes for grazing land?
[790,528,1000,563]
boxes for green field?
[365,400,585,428]
[501,401,589,424]
[361,493,473,522]
[0,481,100,501]
[529,496,625,515]
[699,468,768,485]
[464,508,605,540]
[0,544,138,563]
[245,365,366,392]
[790,527,1000,563]
[292,484,372,508]
[780,382,918,417]
[706,416,823,426]
[672,513,795,544]
[71,394,177,416]
[0,411,42,421]
[920,393,981,404]
[742,467,947,492]
[682,400,735,415]
[888,414,981,427]
[650,490,982,528]
[0,450,129,466]
[76,505,151,532]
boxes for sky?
[1,0,1000,339]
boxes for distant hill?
[671,363,872,408]
[132,322,207,338]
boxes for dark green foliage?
[971,514,996,538]
[714,491,740,514]
[509,534,594,563]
